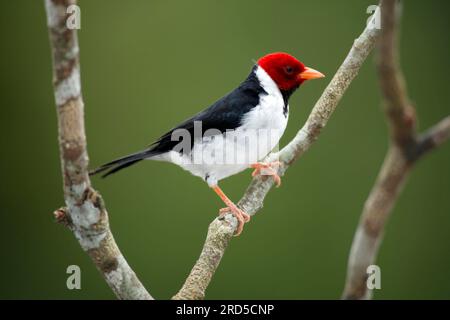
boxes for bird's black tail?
[89,149,157,178]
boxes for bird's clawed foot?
[219,205,250,236]
[251,161,282,187]
[213,185,250,236]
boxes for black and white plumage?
[91,52,324,235]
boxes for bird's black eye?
[285,66,294,74]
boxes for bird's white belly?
[174,109,286,186]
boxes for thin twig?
[173,10,381,300]
[416,116,450,158]
[342,0,450,300]
[45,0,152,300]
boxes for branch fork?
[342,0,450,300]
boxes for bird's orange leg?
[212,186,250,236]
[250,161,282,187]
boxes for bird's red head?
[257,52,324,91]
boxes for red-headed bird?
[91,52,324,235]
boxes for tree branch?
[342,0,450,300]
[173,10,381,300]
[45,0,152,300]
[376,0,415,148]
[417,116,450,158]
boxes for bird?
[90,52,324,236]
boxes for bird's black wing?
[151,84,265,153]
[90,66,266,177]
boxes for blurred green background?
[0,0,449,299]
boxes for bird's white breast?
[239,66,288,155]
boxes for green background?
[1,0,449,299]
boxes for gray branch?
[342,0,450,300]
[173,10,381,300]
[45,0,152,300]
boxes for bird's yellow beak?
[298,67,325,80]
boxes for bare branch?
[417,116,450,158]
[173,12,381,300]
[342,0,450,300]
[376,0,416,147]
[342,145,410,300]
[45,0,152,300]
